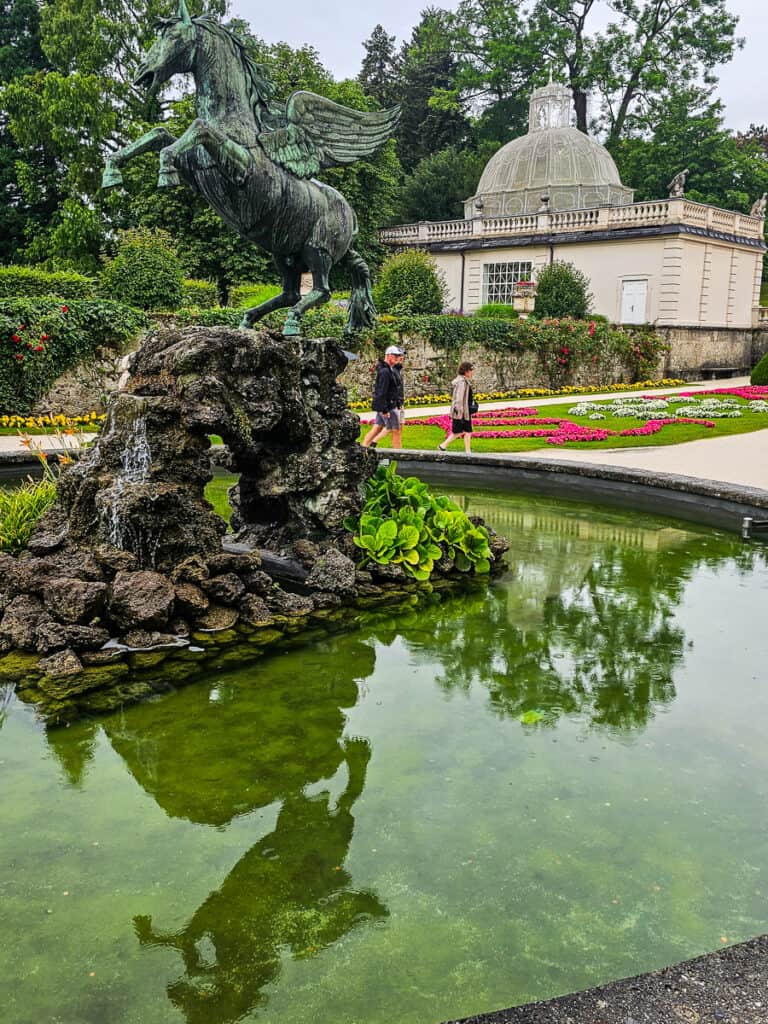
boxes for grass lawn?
[360,395,768,453]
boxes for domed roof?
[477,125,623,195]
[467,82,634,217]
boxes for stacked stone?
[0,540,361,671]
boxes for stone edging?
[442,934,768,1023]
[387,450,768,532]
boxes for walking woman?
[439,361,476,454]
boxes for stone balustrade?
[380,198,766,246]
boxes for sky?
[229,0,768,132]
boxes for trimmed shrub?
[374,250,447,315]
[229,282,281,308]
[751,351,768,385]
[0,299,147,413]
[181,279,218,308]
[100,228,184,311]
[475,303,519,320]
[534,261,593,320]
[0,266,96,300]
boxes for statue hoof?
[282,315,302,338]
[102,167,123,190]
[238,316,254,330]
[158,170,181,189]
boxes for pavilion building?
[381,82,766,329]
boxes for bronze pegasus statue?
[103,0,400,337]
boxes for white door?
[620,279,648,324]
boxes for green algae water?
[2,490,768,1024]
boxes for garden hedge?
[751,351,768,385]
[181,279,218,308]
[0,299,147,413]
[173,306,667,384]
[0,266,97,300]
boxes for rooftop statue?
[102,0,400,337]
[667,168,689,199]
[750,193,767,218]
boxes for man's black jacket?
[371,360,399,412]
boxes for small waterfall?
[102,412,153,551]
[120,414,151,483]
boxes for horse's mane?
[158,15,284,130]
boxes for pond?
[2,489,768,1024]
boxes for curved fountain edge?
[387,450,768,533]
[443,933,768,1023]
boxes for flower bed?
[365,405,719,445]
[349,379,686,412]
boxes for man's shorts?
[375,410,401,430]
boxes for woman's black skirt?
[451,417,473,433]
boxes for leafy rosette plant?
[346,463,493,581]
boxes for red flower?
[40,334,49,341]
[61,305,68,313]
[14,353,24,362]
[34,345,43,353]
[11,335,21,343]
[17,324,25,331]
[25,342,32,349]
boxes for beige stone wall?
[656,326,756,377]
[431,232,763,328]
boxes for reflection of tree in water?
[404,501,760,733]
[48,638,386,1024]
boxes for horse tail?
[343,249,376,334]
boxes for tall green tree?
[1,0,226,269]
[358,24,398,108]
[397,144,496,222]
[531,0,742,143]
[0,0,60,264]
[612,89,768,212]
[443,0,538,143]
[394,8,470,172]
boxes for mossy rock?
[0,652,42,686]
[37,661,130,699]
[128,650,169,670]
[246,628,284,647]
[190,628,240,647]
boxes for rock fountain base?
[0,326,507,721]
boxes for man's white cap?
[385,345,404,356]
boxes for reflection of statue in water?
[91,638,386,1024]
[134,738,382,1024]
[667,168,689,198]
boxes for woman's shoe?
[437,443,447,452]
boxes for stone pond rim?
[0,326,508,721]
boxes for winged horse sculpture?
[103,0,400,337]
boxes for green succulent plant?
[345,463,492,581]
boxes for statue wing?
[259,90,400,178]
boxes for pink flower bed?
[676,386,768,401]
[360,403,717,445]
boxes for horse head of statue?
[135,0,197,94]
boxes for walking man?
[361,345,404,448]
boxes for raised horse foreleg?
[158,118,252,189]
[283,246,333,338]
[240,256,301,330]
[102,128,178,189]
